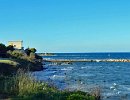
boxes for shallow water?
[34,53,130,100]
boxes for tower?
[8,40,23,49]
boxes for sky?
[0,0,130,53]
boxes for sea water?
[33,53,130,100]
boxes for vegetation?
[0,43,7,57]
[0,43,43,75]
[0,43,100,100]
[0,59,18,66]
[25,48,37,56]
[0,69,99,100]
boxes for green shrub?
[7,45,15,51]
[67,94,87,100]
[7,50,26,59]
[13,69,44,96]
[29,52,36,60]
[0,43,7,57]
[25,48,36,56]
[67,93,96,100]
[0,69,99,100]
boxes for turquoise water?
[34,53,130,100]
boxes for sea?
[33,53,130,100]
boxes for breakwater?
[43,59,130,63]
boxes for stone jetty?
[43,59,130,63]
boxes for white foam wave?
[51,75,65,79]
[61,67,73,71]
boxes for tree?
[0,43,7,57]
[25,48,37,56]
[7,45,15,51]
[30,48,37,53]
[25,48,31,56]
[0,43,7,51]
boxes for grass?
[0,69,100,100]
[0,59,19,66]
[0,57,43,75]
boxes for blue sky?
[0,0,130,53]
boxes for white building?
[8,40,23,49]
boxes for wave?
[61,67,73,71]
[51,75,65,79]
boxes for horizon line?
[37,52,130,53]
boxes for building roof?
[8,40,23,42]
